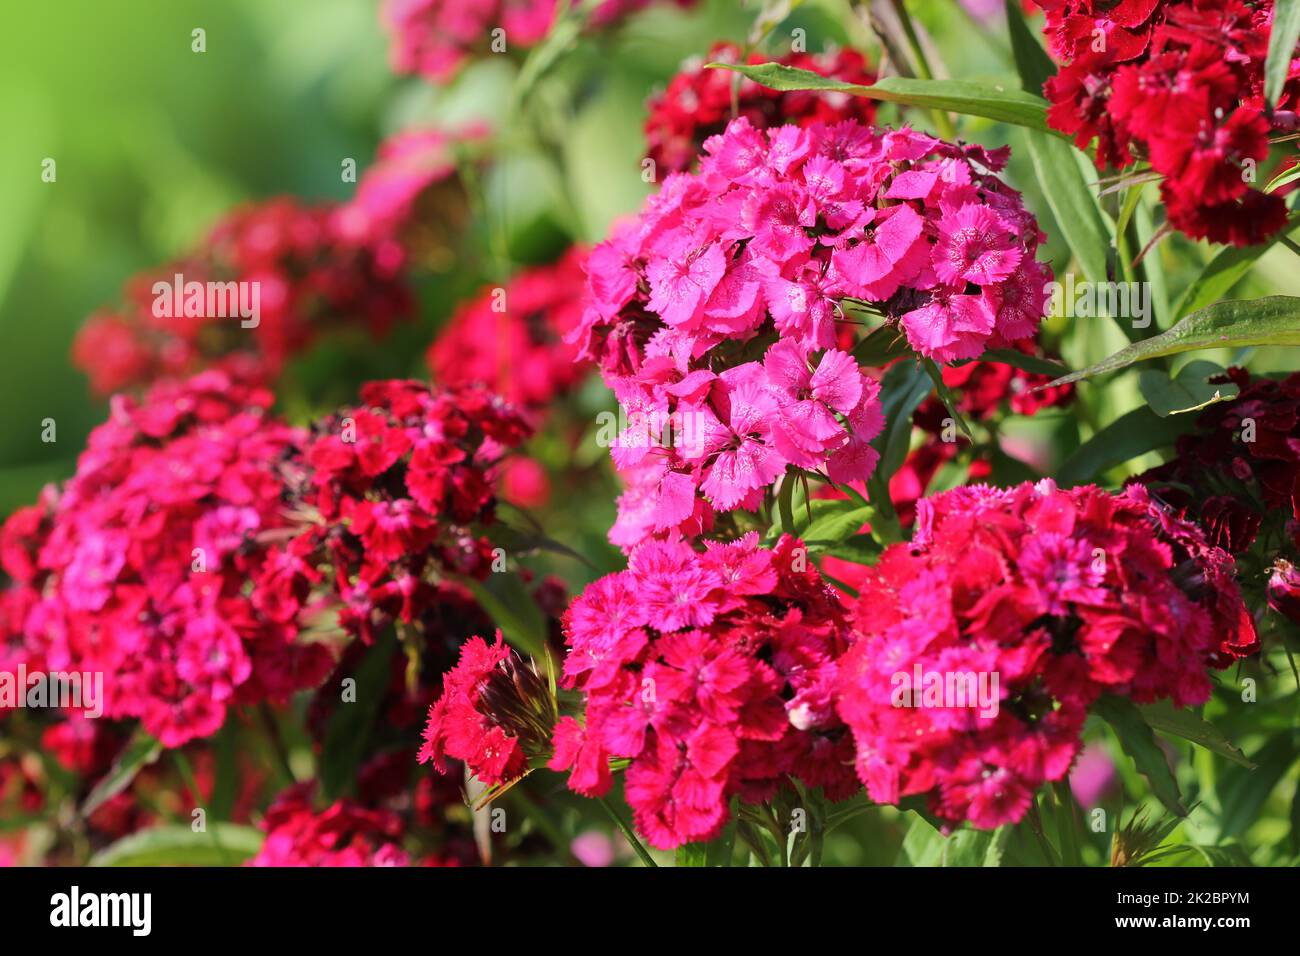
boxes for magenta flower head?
[0,370,334,747]
[574,117,1050,548]
[548,533,857,850]
[837,479,1256,830]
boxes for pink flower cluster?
[1034,0,1297,246]
[0,373,531,750]
[0,370,334,746]
[548,534,857,849]
[73,198,413,396]
[383,0,694,82]
[573,117,1051,544]
[264,380,530,644]
[836,479,1257,829]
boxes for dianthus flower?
[645,42,877,174]
[1031,0,1298,246]
[836,479,1257,829]
[427,249,592,414]
[249,784,414,866]
[383,0,695,82]
[72,198,412,395]
[0,370,334,747]
[419,631,558,787]
[263,380,530,644]
[333,126,483,266]
[549,534,857,849]
[575,117,1050,543]
[1136,367,1300,624]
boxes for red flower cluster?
[1137,367,1300,553]
[549,534,857,849]
[836,479,1257,829]
[266,380,530,644]
[72,198,412,395]
[1137,367,1300,624]
[427,249,592,415]
[249,784,416,866]
[0,370,334,746]
[419,631,557,787]
[644,42,877,174]
[1033,0,1298,245]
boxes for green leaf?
[1005,0,1055,93]
[1139,700,1255,769]
[921,357,972,437]
[803,502,875,549]
[1115,182,1147,240]
[1137,360,1239,417]
[1093,695,1188,817]
[675,843,708,867]
[820,533,883,565]
[1172,230,1292,319]
[319,637,395,800]
[1056,405,1196,486]
[486,513,594,569]
[1266,162,1300,194]
[1042,296,1300,389]
[80,729,162,819]
[850,322,911,367]
[707,63,1055,133]
[1267,0,1300,106]
[1022,131,1113,286]
[1209,732,1299,841]
[1182,844,1255,867]
[897,816,1009,866]
[872,360,933,481]
[766,496,874,548]
[460,571,548,658]
[89,824,264,867]
[1005,0,1113,288]
[777,470,797,537]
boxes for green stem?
[1026,799,1061,866]
[172,750,231,866]
[1279,235,1300,260]
[257,704,296,788]
[1052,780,1084,867]
[598,796,657,867]
[888,0,958,139]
